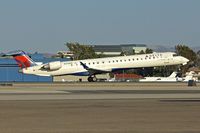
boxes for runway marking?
[61,90,200,94]
[1,89,200,100]
[0,90,200,95]
[0,90,71,95]
[160,99,200,102]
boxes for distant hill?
[148,45,200,53]
[148,45,175,52]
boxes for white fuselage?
[139,77,179,82]
[139,71,179,82]
[139,71,198,82]
[22,52,189,77]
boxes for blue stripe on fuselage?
[66,67,139,76]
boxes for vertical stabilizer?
[5,50,37,68]
[168,72,178,78]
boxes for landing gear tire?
[88,77,93,82]
[93,77,97,82]
[88,76,97,82]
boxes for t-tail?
[4,50,37,68]
[168,72,178,78]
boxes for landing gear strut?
[88,75,97,82]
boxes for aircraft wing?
[80,62,111,75]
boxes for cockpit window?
[173,54,178,57]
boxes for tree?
[137,48,153,55]
[175,45,197,62]
[65,42,97,60]
[139,50,145,54]
[196,50,200,67]
[132,49,135,55]
[145,48,153,54]
[175,44,197,74]
[120,51,126,56]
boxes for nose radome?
[182,57,189,65]
[183,57,189,63]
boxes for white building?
[92,44,147,56]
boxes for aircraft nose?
[183,57,189,62]
[182,57,189,65]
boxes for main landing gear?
[87,75,97,82]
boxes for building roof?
[92,44,147,53]
[92,45,122,52]
[121,44,147,47]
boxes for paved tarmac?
[0,82,200,133]
[0,82,200,100]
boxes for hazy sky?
[0,0,200,53]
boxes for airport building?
[61,44,147,58]
[0,53,69,82]
[91,44,147,56]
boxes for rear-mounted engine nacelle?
[43,61,62,71]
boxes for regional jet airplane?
[139,72,181,82]
[140,71,198,82]
[5,50,189,82]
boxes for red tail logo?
[5,50,36,68]
[14,55,32,68]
